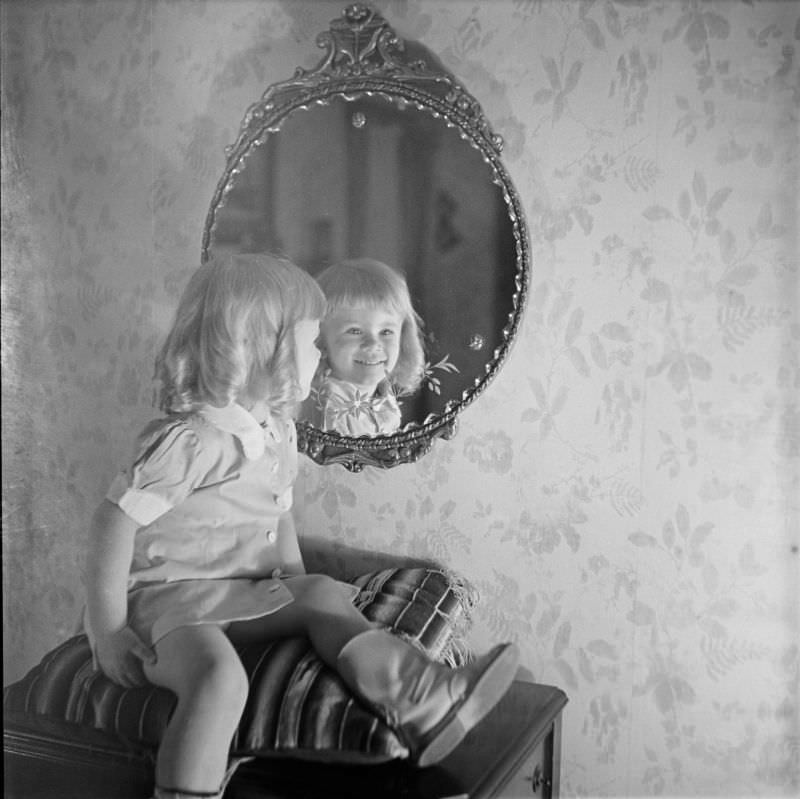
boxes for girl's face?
[293,319,322,400]
[321,305,402,392]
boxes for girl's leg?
[144,625,249,796]
[228,573,519,767]
[227,574,373,665]
[336,630,519,767]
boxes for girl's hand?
[94,626,156,687]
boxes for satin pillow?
[4,568,477,763]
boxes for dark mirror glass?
[207,94,518,430]
[202,4,529,470]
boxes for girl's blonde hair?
[157,252,325,419]
[316,258,425,395]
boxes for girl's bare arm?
[278,511,306,575]
[85,499,154,685]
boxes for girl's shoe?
[336,629,519,767]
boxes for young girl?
[307,258,425,436]
[85,253,518,799]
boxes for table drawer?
[497,728,554,798]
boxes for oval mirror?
[203,4,529,471]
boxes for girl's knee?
[203,655,248,707]
[175,647,249,715]
[292,573,344,608]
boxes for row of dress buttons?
[268,566,283,590]
[266,529,282,581]
[274,490,292,510]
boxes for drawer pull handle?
[530,764,552,792]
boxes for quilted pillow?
[3,567,477,764]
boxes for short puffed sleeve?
[106,417,207,527]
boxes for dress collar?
[197,403,280,460]
[325,375,394,400]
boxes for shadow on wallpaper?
[1,1,798,797]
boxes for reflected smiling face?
[321,305,402,393]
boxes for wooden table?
[4,680,567,799]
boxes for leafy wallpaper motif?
[1,1,798,796]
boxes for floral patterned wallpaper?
[1,1,797,796]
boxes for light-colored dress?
[309,374,402,437]
[95,403,351,647]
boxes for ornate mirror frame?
[202,3,529,471]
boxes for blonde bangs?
[317,258,412,318]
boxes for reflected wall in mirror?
[209,96,517,428]
[203,3,529,471]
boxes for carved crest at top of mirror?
[203,3,529,471]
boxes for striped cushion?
[3,568,476,763]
